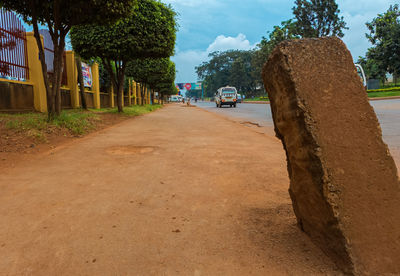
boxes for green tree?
[126,58,175,105]
[0,0,134,118]
[357,54,386,81]
[196,50,256,97]
[292,0,347,38]
[251,20,299,91]
[70,0,177,112]
[366,4,400,83]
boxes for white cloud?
[173,33,256,83]
[207,33,257,52]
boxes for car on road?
[169,95,182,102]
[215,86,238,108]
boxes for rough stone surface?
[262,37,400,275]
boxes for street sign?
[184,83,192,90]
[175,82,203,91]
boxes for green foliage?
[70,0,177,112]
[292,0,347,38]
[1,0,134,117]
[196,50,257,97]
[0,0,135,27]
[70,1,176,62]
[357,55,386,81]
[127,58,175,89]
[126,57,176,102]
[367,86,400,93]
[365,4,400,81]
[251,20,300,89]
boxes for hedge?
[367,87,400,93]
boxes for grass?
[244,97,269,102]
[0,105,162,143]
[0,110,98,138]
[367,90,400,98]
[94,104,162,116]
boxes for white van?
[215,86,238,108]
[169,95,181,102]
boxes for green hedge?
[367,86,400,93]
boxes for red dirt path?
[0,104,344,275]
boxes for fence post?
[132,80,137,105]
[110,86,115,108]
[65,50,79,108]
[26,32,47,112]
[128,79,132,106]
[91,62,100,109]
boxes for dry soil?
[0,104,345,275]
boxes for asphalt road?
[196,99,400,164]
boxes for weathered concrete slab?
[262,37,400,275]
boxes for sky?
[163,0,399,84]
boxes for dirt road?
[0,104,343,275]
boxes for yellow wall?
[26,32,47,112]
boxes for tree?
[366,4,400,83]
[126,58,175,105]
[251,20,299,91]
[70,0,177,112]
[196,50,257,97]
[0,0,134,119]
[75,56,87,110]
[292,0,347,38]
[357,52,387,82]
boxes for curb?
[368,96,400,101]
[243,96,400,104]
[243,101,270,104]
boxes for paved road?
[197,99,400,164]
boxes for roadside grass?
[0,110,98,140]
[367,90,400,98]
[94,104,162,116]
[244,97,269,102]
[0,104,163,151]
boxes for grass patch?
[94,104,162,116]
[367,90,400,98]
[52,110,98,135]
[244,97,269,102]
[1,110,99,139]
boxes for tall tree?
[126,58,175,105]
[0,0,134,119]
[196,50,256,97]
[70,0,177,112]
[366,4,400,83]
[292,0,347,38]
[251,20,299,90]
[357,55,386,81]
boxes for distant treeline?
[196,0,400,97]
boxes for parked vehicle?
[215,86,238,108]
[355,64,366,87]
[169,95,182,102]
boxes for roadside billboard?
[81,62,92,87]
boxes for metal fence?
[0,9,29,81]
[39,29,68,86]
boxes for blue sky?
[164,0,399,83]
